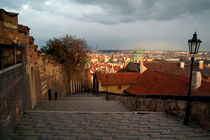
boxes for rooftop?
[98,72,140,86]
[120,61,210,81]
[125,69,210,96]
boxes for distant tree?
[40,34,90,79]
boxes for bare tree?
[40,35,90,92]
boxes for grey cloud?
[1,0,48,11]
[72,0,210,23]
[1,0,25,9]
[1,0,210,51]
[2,0,210,24]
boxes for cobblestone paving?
[35,94,129,112]
[60,96,106,101]
[35,100,130,112]
[12,93,210,140]
[59,94,105,100]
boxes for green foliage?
[40,35,90,78]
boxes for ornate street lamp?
[188,32,202,55]
[184,32,202,125]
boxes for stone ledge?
[0,62,25,75]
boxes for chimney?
[192,71,202,90]
[198,60,203,70]
[180,61,185,69]
[139,60,147,74]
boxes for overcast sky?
[1,0,210,51]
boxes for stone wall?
[108,94,210,131]
[0,8,74,107]
[0,9,84,139]
[0,9,70,139]
[38,54,69,100]
[0,63,27,139]
[26,39,42,108]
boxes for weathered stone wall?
[0,10,18,26]
[0,63,27,139]
[38,55,69,100]
[0,9,70,139]
[0,9,84,139]
[37,53,84,100]
[26,39,42,108]
[0,11,28,47]
[1,8,83,104]
[108,94,210,131]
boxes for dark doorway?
[55,91,58,100]
[48,89,51,100]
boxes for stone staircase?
[34,94,129,112]
[11,93,210,140]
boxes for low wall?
[0,63,27,139]
[107,93,210,131]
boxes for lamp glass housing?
[188,32,201,55]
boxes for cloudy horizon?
[1,0,210,51]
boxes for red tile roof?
[121,62,210,80]
[99,72,140,86]
[113,66,120,72]
[125,70,210,96]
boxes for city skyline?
[1,0,210,51]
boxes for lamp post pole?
[184,56,194,125]
[184,32,202,126]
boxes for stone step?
[59,96,105,101]
[63,93,97,97]
[34,100,130,112]
[11,111,210,140]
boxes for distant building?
[132,48,143,63]
[95,72,139,94]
